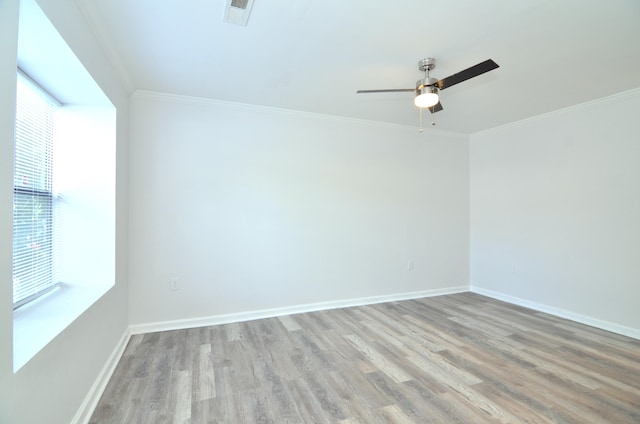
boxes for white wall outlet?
[511,264,517,273]
[170,277,180,291]
[407,260,414,271]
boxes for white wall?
[0,0,129,423]
[470,89,640,336]
[55,106,116,288]
[129,92,470,326]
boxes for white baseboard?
[130,286,469,335]
[471,286,640,340]
[71,328,131,424]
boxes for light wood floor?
[90,293,640,423]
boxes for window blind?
[13,72,59,308]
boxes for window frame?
[12,70,60,310]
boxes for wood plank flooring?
[90,293,640,423]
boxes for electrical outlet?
[407,260,414,271]
[170,277,180,291]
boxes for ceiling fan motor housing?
[416,77,438,92]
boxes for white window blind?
[13,72,59,309]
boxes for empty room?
[1,0,639,423]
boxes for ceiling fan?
[357,58,499,114]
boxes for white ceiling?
[76,0,640,134]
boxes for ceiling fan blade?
[356,88,416,94]
[437,59,499,90]
[428,101,443,113]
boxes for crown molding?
[473,87,640,137]
[132,90,467,138]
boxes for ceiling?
[76,0,640,134]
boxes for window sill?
[13,282,113,372]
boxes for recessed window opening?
[13,0,117,373]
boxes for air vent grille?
[224,0,254,25]
[231,0,248,9]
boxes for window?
[13,0,116,371]
[13,72,60,309]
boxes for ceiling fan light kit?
[414,85,439,108]
[357,57,499,122]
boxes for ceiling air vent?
[223,0,255,26]
[231,0,248,8]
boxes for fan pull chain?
[419,107,437,131]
